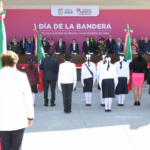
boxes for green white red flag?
[33,25,45,92]
[124,25,133,63]
[123,24,133,92]
[0,10,6,69]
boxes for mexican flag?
[124,26,133,63]
[0,10,6,69]
[124,25,133,91]
[33,27,45,92]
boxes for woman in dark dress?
[90,36,96,54]
[25,57,39,106]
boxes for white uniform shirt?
[115,61,130,83]
[0,67,34,131]
[97,60,105,82]
[73,43,76,50]
[81,62,96,85]
[58,61,77,86]
[99,63,118,86]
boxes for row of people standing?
[7,35,150,55]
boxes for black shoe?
[118,104,121,106]
[67,111,72,113]
[121,104,124,106]
[85,104,88,106]
[134,101,138,106]
[101,104,105,107]
[105,109,109,112]
[108,109,111,112]
[88,104,91,106]
[44,104,48,106]
[138,101,140,106]
[51,104,56,107]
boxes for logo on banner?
[76,8,93,15]
[51,5,99,17]
[58,8,63,15]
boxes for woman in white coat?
[0,51,34,150]
[99,55,118,112]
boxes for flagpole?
[0,1,3,12]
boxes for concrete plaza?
[23,82,150,150]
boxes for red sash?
[131,43,138,53]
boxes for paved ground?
[23,82,150,150]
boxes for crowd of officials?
[7,35,150,55]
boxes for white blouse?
[115,61,130,83]
[81,62,96,85]
[99,63,118,87]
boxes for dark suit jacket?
[69,43,79,54]
[39,57,59,80]
[141,42,150,54]
[24,42,35,54]
[83,41,92,54]
[42,41,50,53]
[113,43,124,54]
[106,39,115,54]
[11,43,20,54]
[55,42,66,54]
[20,41,26,55]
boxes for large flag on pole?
[0,1,6,70]
[124,24,133,91]
[124,24,133,63]
[33,24,45,92]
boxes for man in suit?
[138,35,144,51]
[40,49,59,106]
[69,38,79,54]
[55,38,66,54]
[60,36,66,50]
[113,38,124,54]
[24,38,35,54]
[11,39,20,54]
[83,36,92,54]
[42,37,50,53]
[106,35,115,54]
[141,37,150,54]
[58,54,77,113]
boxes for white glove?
[82,82,85,87]
[58,84,62,91]
[99,83,102,90]
[115,83,118,89]
[73,84,76,90]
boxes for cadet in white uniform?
[97,54,106,107]
[81,55,96,106]
[115,55,130,106]
[99,56,118,112]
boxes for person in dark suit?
[40,49,59,106]
[55,38,66,54]
[106,35,115,54]
[138,35,144,51]
[20,36,26,55]
[24,38,35,54]
[83,36,92,54]
[11,39,20,54]
[69,38,79,54]
[60,36,66,50]
[141,37,150,54]
[42,37,50,53]
[113,38,124,54]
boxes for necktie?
[120,62,122,69]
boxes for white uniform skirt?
[83,77,93,93]
[115,77,128,95]
[102,78,115,98]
